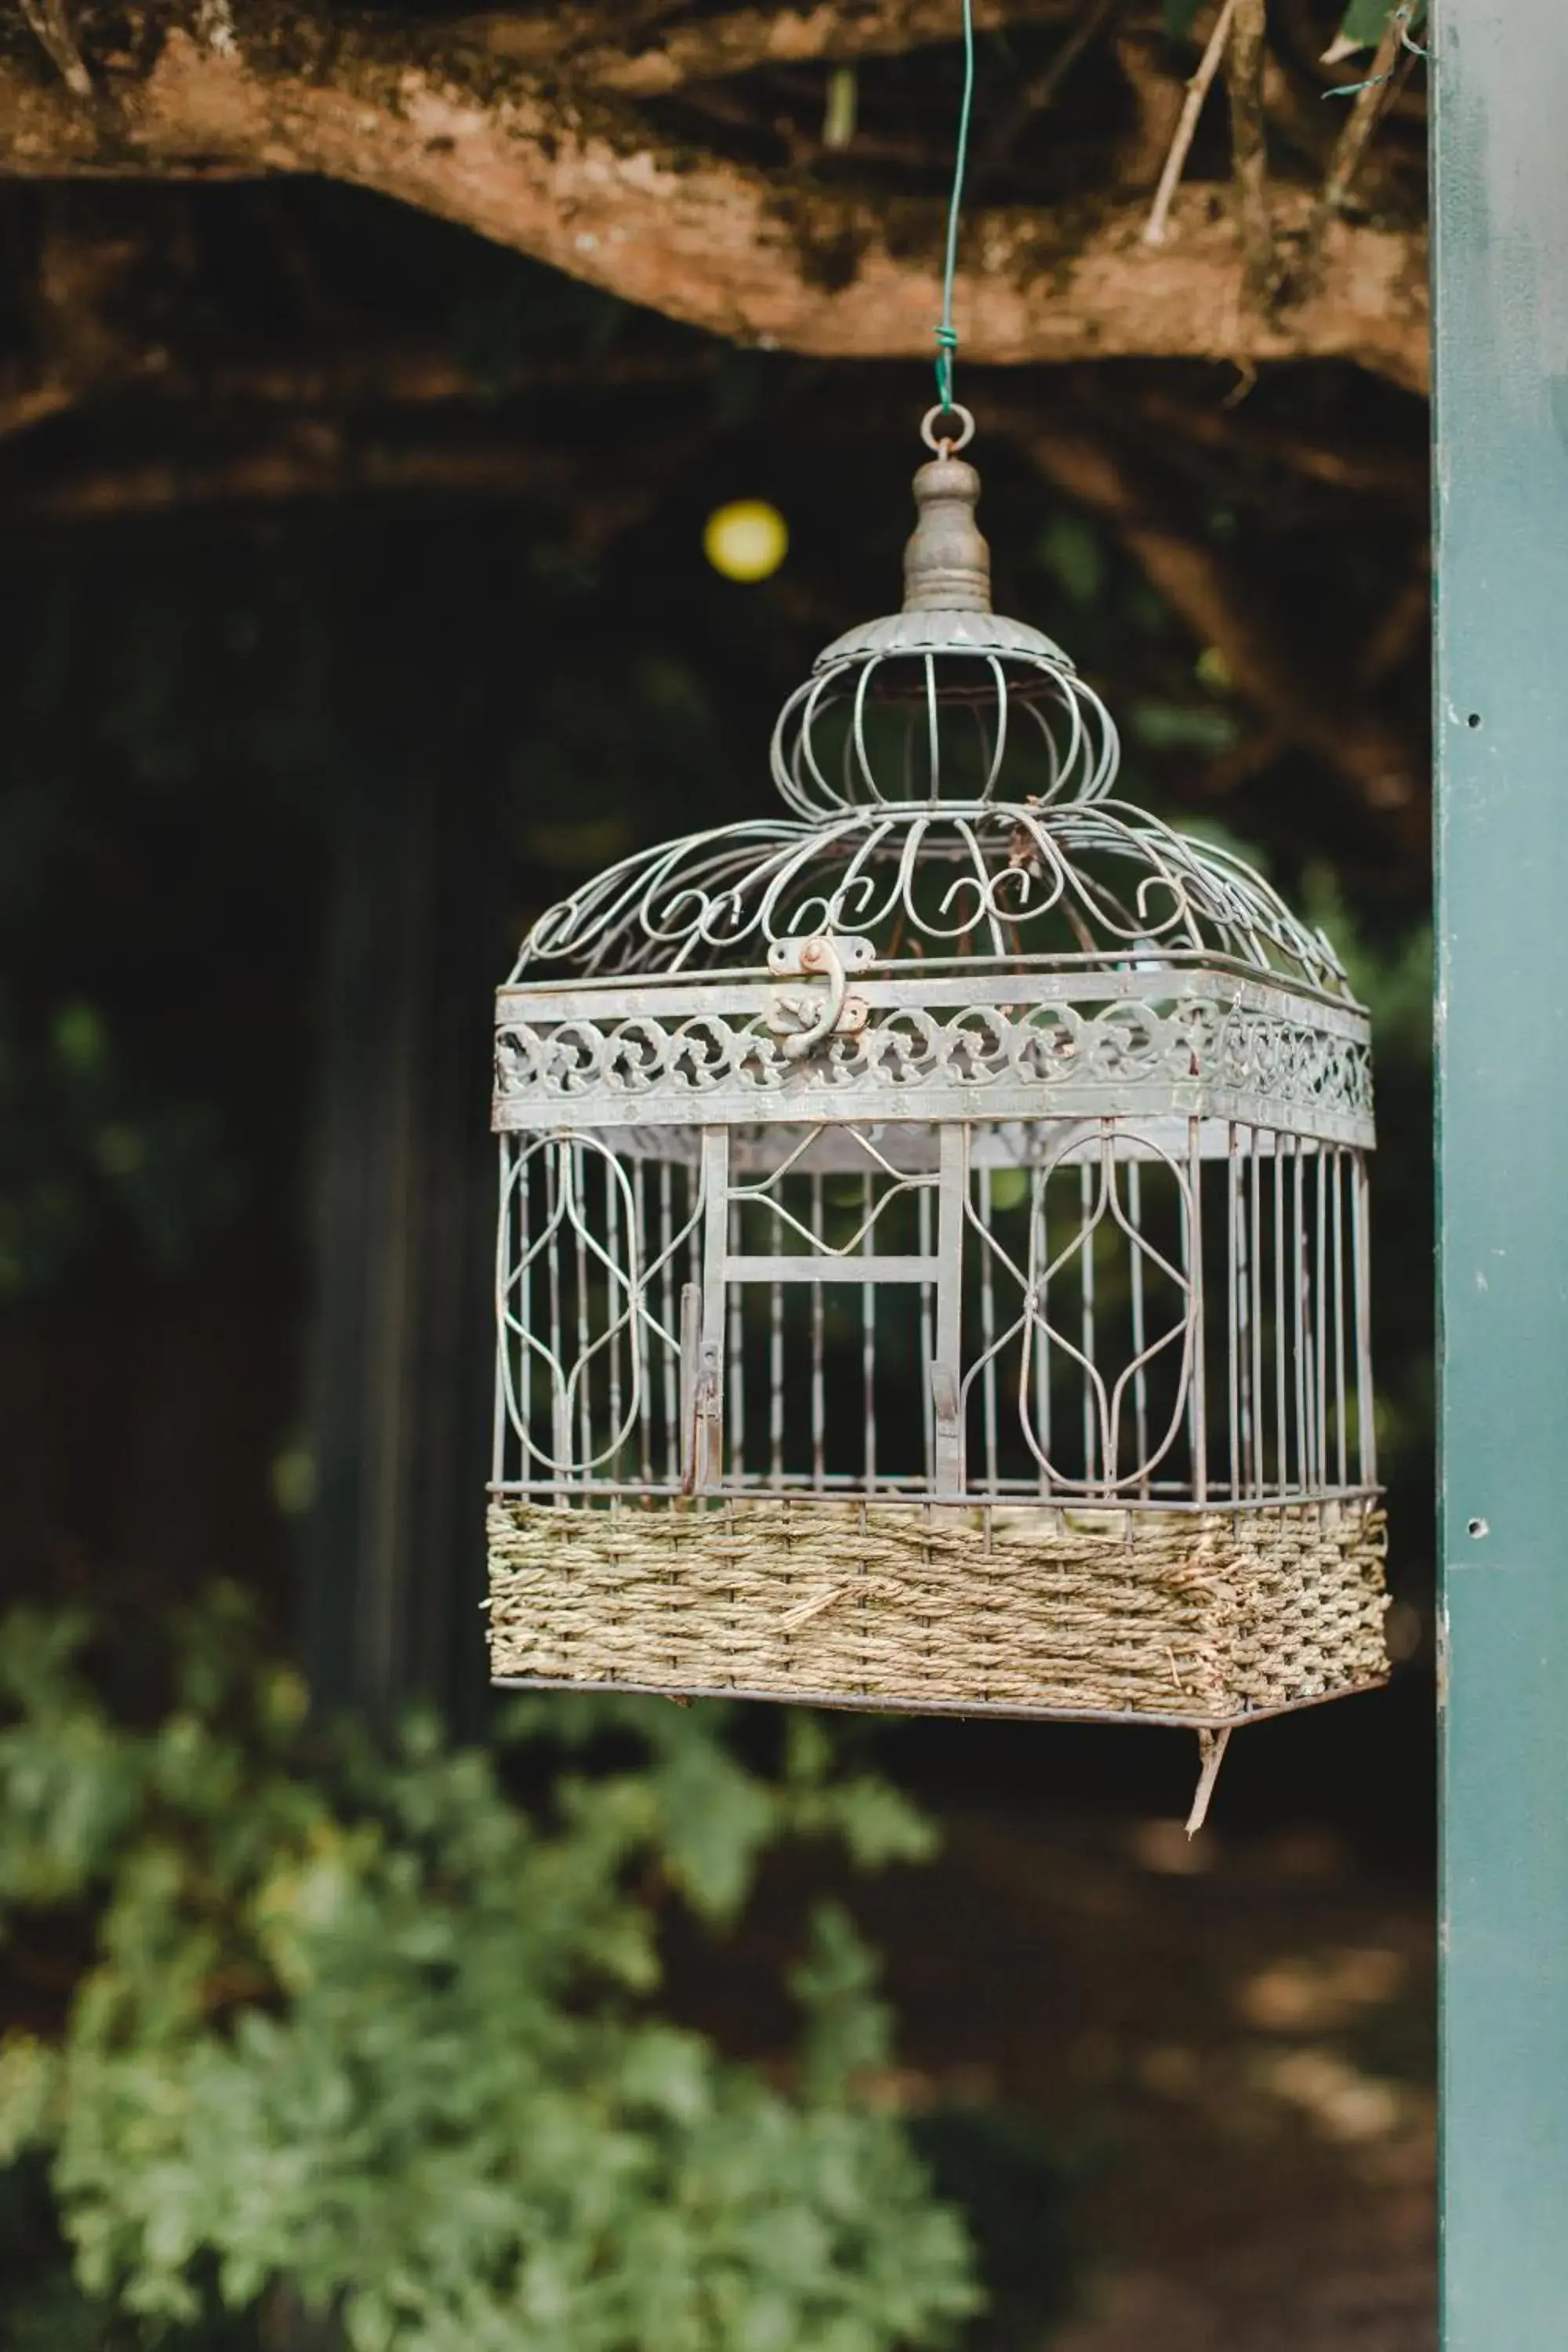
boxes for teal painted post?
[1434,4,1568,2343]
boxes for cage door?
[681,1123,968,1497]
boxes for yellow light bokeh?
[703,499,789,583]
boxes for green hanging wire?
[934,0,977,416]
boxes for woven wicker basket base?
[486,1497,1388,1726]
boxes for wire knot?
[1323,1,1428,98]
[933,323,959,409]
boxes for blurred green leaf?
[1334,0,1426,51]
[50,1005,106,1076]
[1037,517,1105,610]
[1127,701,1242,753]
[1337,0,1396,46]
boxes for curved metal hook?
[765,932,873,1059]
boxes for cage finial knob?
[904,410,990,613]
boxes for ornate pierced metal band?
[494,966,1374,1149]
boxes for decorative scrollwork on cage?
[513,801,1352,987]
[967,1126,1197,1501]
[495,991,1374,1138]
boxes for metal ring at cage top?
[920,402,976,454]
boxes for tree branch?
[16,0,93,98]
[0,408,714,534]
[1,434,570,520]
[1308,8,1418,262]
[0,339,720,458]
[1134,385,1426,501]
[1144,0,1240,246]
[0,377,76,438]
[459,0,1076,93]
[998,411,1425,831]
[1111,25,1187,188]
[971,0,1121,190]
[1225,0,1275,302]
[0,4,1428,388]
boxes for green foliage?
[1166,0,1423,53]
[1036,518,1105,612]
[1336,0,1392,43]
[0,1595,977,2352]
[1334,0,1425,51]
[1126,701,1241,755]
[0,2147,262,2352]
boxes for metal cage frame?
[486,438,1388,1759]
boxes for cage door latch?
[765,933,873,1059]
[679,1282,723,1494]
[930,1360,963,1493]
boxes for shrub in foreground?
[0,1595,978,2352]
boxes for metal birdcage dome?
[487,416,1388,1808]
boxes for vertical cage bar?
[1314,1143,1330,1494]
[924,652,941,792]
[1034,1150,1052,1495]
[1236,1129,1255,1498]
[1249,1131,1264,1499]
[1186,1117,1207,1504]
[547,1143,569,1478]
[918,1177,935,1485]
[659,1160,677,1485]
[979,1162,999,1494]
[1293,1140,1310,1495]
[1333,1148,1348,1490]
[727,1191,746,1482]
[492,1137,515,1486]
[678,1278,700,1492]
[698,1127,728,1488]
[1081,1151,1098,1491]
[1273,1136,1287,1497]
[606,1162,623,1478]
[687,1153,702,1302]
[811,1171,826,1490]
[1227,1125,1242,1505]
[862,1169,877,1491]
[769,1272,784,1483]
[1128,1153,1149,1498]
[933,1124,967,1493]
[573,1143,592,1479]
[634,1160,653,1488]
[517,1139,533,1477]
[1353,1149,1377,1487]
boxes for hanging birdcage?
[485,414,1388,1783]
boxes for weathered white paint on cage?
[486,427,1388,1756]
